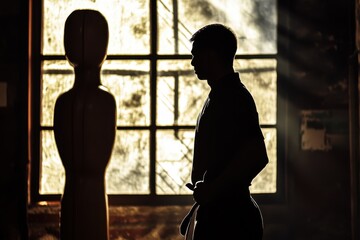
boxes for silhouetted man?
[180,23,269,240]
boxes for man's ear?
[206,49,218,59]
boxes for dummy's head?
[64,9,109,68]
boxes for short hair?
[190,23,237,63]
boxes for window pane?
[102,60,150,126]
[235,59,277,125]
[40,130,65,194]
[250,128,277,193]
[157,60,210,126]
[40,130,150,195]
[156,128,276,195]
[41,60,150,127]
[156,130,194,195]
[106,130,150,194]
[158,0,277,54]
[43,0,150,55]
[41,61,74,126]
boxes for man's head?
[190,24,237,81]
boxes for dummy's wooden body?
[54,9,116,240]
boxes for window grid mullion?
[149,0,158,196]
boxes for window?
[30,0,279,205]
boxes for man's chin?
[195,73,207,80]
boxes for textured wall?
[0,1,28,240]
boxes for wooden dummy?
[54,9,116,240]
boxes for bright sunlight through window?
[37,0,278,198]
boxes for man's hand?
[186,182,195,191]
[193,181,213,205]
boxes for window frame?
[29,0,286,206]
